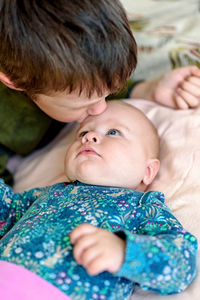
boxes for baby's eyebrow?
[119,125,130,132]
[108,123,130,133]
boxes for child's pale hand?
[131,66,200,109]
[152,66,200,109]
[70,223,126,275]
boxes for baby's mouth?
[77,146,100,156]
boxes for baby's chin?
[66,164,137,189]
[66,163,102,185]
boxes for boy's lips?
[77,146,100,156]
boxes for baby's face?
[65,101,153,189]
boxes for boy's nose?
[87,99,107,116]
[82,131,99,143]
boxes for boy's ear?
[0,72,23,91]
[143,158,160,186]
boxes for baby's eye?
[79,131,88,137]
[106,129,121,136]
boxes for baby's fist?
[70,224,126,275]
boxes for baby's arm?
[115,192,197,295]
[0,179,36,237]
[70,192,197,295]
[130,66,200,109]
[70,223,125,275]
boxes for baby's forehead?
[81,102,147,128]
[107,102,147,123]
[107,101,141,115]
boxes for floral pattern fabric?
[0,180,197,299]
[123,0,200,80]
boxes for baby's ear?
[0,72,23,91]
[143,158,160,186]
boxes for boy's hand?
[131,66,200,109]
[70,223,126,275]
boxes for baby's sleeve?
[115,191,197,295]
[0,179,36,237]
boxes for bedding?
[124,0,200,80]
[126,100,200,300]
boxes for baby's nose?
[82,131,98,143]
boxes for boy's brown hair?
[0,0,137,97]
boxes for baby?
[0,101,197,300]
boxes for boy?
[0,0,200,185]
[0,0,137,185]
[0,101,197,300]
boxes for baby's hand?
[70,223,126,275]
[152,66,200,109]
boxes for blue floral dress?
[0,180,197,300]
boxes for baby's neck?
[46,173,70,186]
[47,175,148,192]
